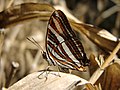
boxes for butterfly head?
[83,58,90,66]
[42,51,47,60]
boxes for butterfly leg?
[50,66,61,77]
[38,66,61,81]
[38,66,51,81]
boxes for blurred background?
[0,0,120,89]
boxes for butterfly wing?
[45,10,90,71]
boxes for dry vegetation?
[0,0,120,90]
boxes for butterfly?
[42,10,90,72]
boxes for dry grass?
[0,0,120,90]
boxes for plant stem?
[101,42,120,69]
[89,41,120,84]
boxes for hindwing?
[45,10,90,71]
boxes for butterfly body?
[44,10,90,71]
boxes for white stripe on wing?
[61,42,81,67]
[48,25,64,43]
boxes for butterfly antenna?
[27,37,44,52]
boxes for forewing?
[48,10,76,40]
[45,10,90,70]
[46,10,76,59]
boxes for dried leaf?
[96,63,120,90]
[8,71,89,90]
[70,22,120,56]
[0,3,55,28]
[89,54,99,75]
[85,83,102,90]
[86,83,96,90]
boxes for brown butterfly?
[43,10,90,72]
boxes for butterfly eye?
[42,52,47,60]
[82,59,90,66]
